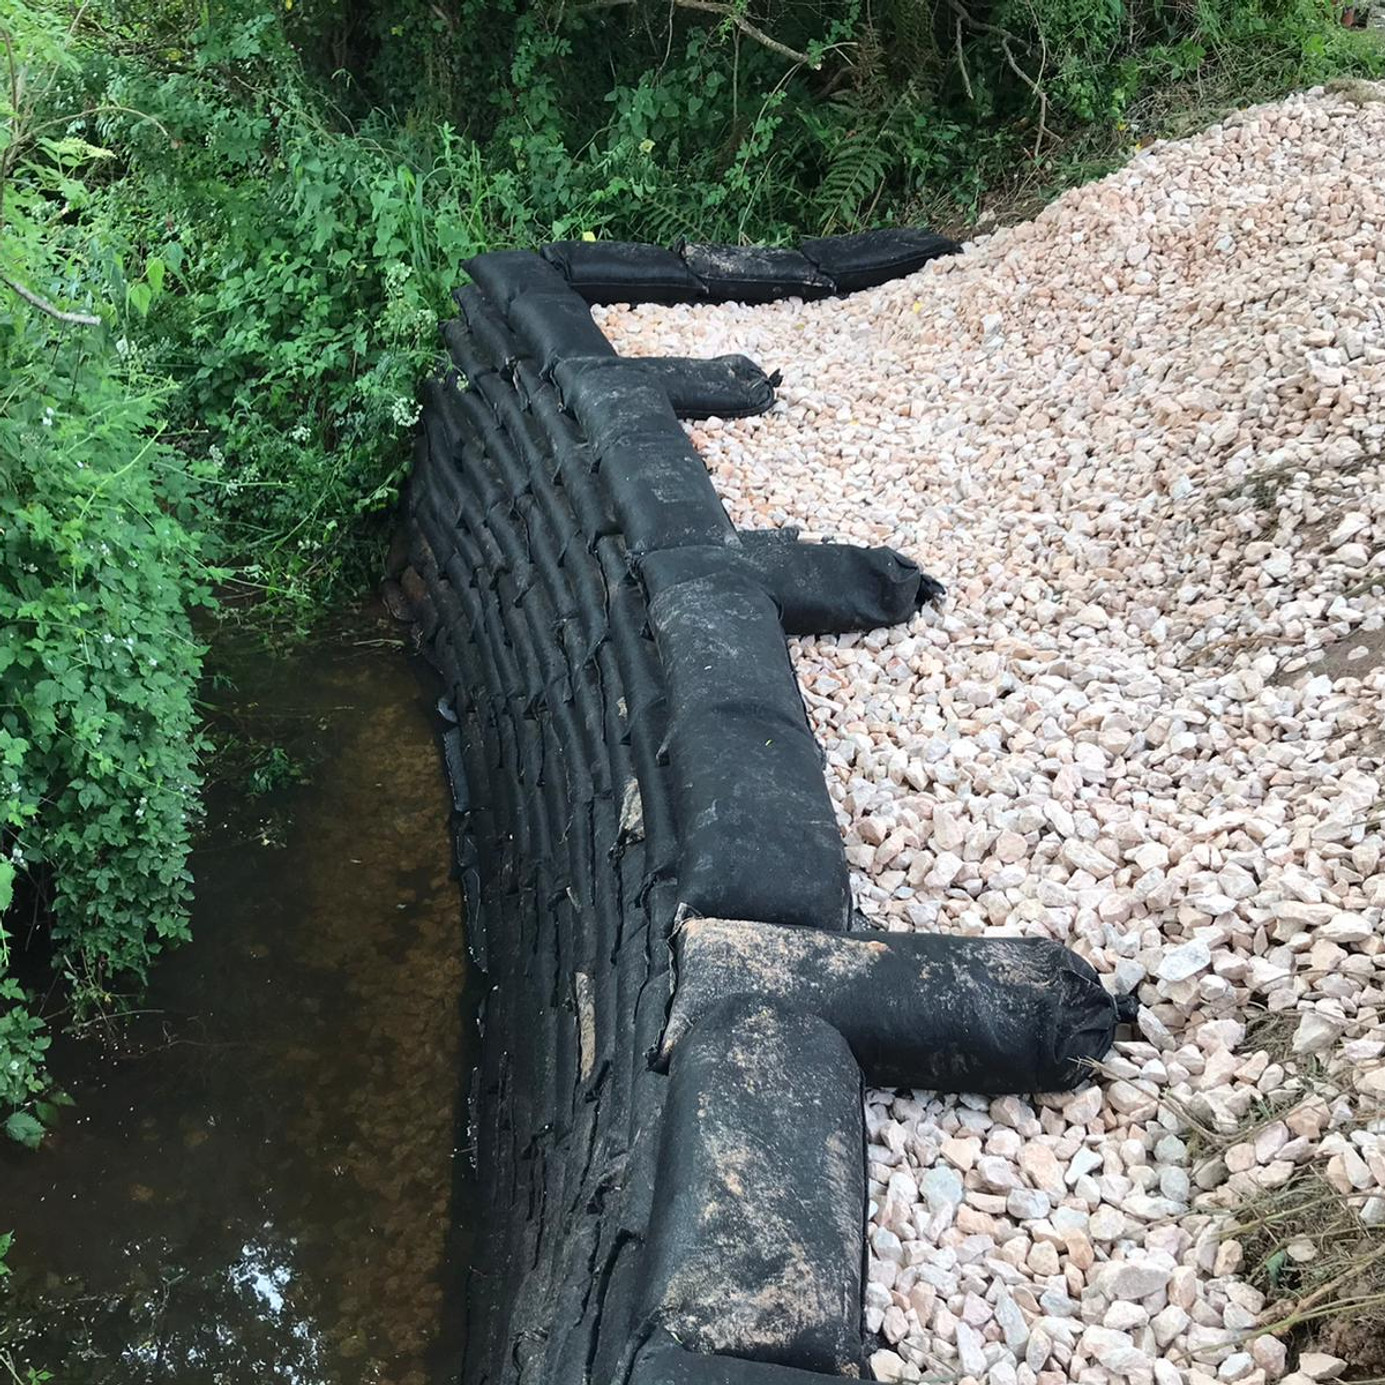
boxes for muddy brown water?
[0,613,473,1384]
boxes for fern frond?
[816,131,893,233]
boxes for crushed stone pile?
[594,85,1385,1385]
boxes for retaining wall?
[396,233,1138,1385]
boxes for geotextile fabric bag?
[555,353,778,420]
[640,536,945,636]
[661,919,1138,1093]
[542,241,709,304]
[637,998,863,1374]
[800,227,961,291]
[459,249,570,311]
[678,243,835,302]
[648,571,850,931]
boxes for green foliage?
[245,744,307,797]
[0,0,209,1143]
[33,0,1379,620]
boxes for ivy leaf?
[145,256,165,295]
[4,1111,44,1148]
[128,281,152,318]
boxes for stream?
[0,610,472,1384]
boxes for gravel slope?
[595,85,1385,1385]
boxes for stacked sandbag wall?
[395,233,1139,1385]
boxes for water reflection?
[0,613,470,1384]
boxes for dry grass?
[1227,1158,1385,1372]
[1159,1007,1385,1374]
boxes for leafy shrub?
[0,0,209,1142]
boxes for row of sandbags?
[399,233,1136,1385]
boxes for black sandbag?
[589,783,623,930]
[419,371,476,455]
[679,243,834,303]
[514,495,579,626]
[647,354,778,419]
[542,441,618,550]
[552,357,681,451]
[455,287,522,371]
[609,918,653,1127]
[442,727,471,816]
[511,566,568,694]
[558,544,609,666]
[740,530,945,631]
[662,919,1138,1093]
[517,358,583,450]
[599,433,737,554]
[476,502,531,593]
[430,487,504,588]
[460,249,571,312]
[412,487,465,574]
[592,638,628,772]
[482,375,553,495]
[542,241,708,305]
[571,659,615,803]
[636,997,863,1375]
[801,226,961,293]
[536,1218,607,1385]
[454,832,487,971]
[556,353,778,420]
[643,875,680,959]
[516,362,620,543]
[602,567,677,879]
[552,1001,580,1141]
[417,433,470,526]
[641,537,945,636]
[588,1226,652,1385]
[631,1336,859,1385]
[649,571,850,930]
[441,317,497,385]
[570,372,736,550]
[507,291,616,377]
[451,434,508,517]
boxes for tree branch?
[566,0,819,66]
[954,15,973,101]
[1000,35,1048,156]
[0,270,101,326]
[674,0,818,66]
[944,0,1049,154]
